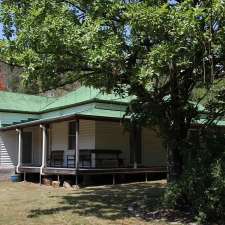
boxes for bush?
[164,129,225,224]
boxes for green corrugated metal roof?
[0,86,132,129]
[194,118,225,126]
[0,103,128,130]
[43,86,132,112]
[0,86,214,130]
[0,91,55,113]
[0,86,132,114]
[1,85,225,130]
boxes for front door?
[22,132,32,164]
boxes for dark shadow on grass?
[28,182,194,223]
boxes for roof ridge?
[40,97,62,111]
[40,87,83,111]
[38,86,110,112]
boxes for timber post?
[112,174,115,185]
[145,172,148,182]
[16,128,22,173]
[75,119,80,186]
[40,124,47,180]
[24,172,26,182]
[75,120,80,170]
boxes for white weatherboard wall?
[79,120,95,149]
[0,130,18,167]
[142,128,166,166]
[51,120,95,166]
[95,121,166,167]
[51,121,68,151]
[0,127,42,168]
[95,121,130,166]
[51,120,95,151]
[0,120,166,169]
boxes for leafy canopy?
[1,0,225,178]
[1,1,224,94]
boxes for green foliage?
[2,1,225,221]
[1,0,225,180]
[1,1,225,94]
[164,129,225,224]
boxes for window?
[68,121,76,150]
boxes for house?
[0,86,167,184]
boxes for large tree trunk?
[165,113,190,182]
[167,141,183,182]
[166,63,185,181]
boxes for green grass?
[0,180,189,225]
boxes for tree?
[1,0,225,181]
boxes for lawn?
[0,180,192,225]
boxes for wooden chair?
[67,155,75,168]
[80,151,92,168]
[50,151,64,167]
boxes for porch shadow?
[28,182,194,223]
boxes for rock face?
[0,62,80,94]
[40,82,81,97]
[0,67,6,91]
[0,62,22,92]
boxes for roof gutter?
[0,113,78,131]
[0,112,126,131]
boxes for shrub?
[164,129,225,224]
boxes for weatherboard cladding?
[0,130,18,166]
[0,86,130,129]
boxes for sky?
[0,23,3,39]
[0,0,2,39]
[0,0,178,40]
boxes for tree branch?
[0,59,24,68]
[56,0,86,13]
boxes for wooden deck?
[19,166,167,176]
[18,166,41,173]
[43,167,76,175]
[77,167,167,175]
